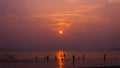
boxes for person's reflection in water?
[57,50,65,68]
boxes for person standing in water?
[104,54,106,62]
[72,55,76,68]
[82,54,85,61]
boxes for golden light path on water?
[57,50,65,68]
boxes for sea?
[0,50,120,68]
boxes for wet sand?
[79,66,120,68]
[0,59,120,68]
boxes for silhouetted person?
[72,55,75,62]
[64,53,66,57]
[72,55,75,60]
[103,54,106,62]
[5,54,8,57]
[8,54,11,59]
[82,54,85,61]
[5,54,8,59]
[46,54,49,62]
[8,54,15,61]
[55,56,57,61]
[60,54,63,61]
[72,55,76,68]
[35,56,38,61]
[60,54,62,57]
[4,54,8,61]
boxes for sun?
[59,30,63,34]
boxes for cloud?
[108,0,120,3]
[95,1,120,21]
[47,4,104,31]
[65,0,78,3]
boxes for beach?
[0,50,120,68]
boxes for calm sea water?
[0,50,120,68]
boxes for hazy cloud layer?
[0,0,120,50]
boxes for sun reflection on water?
[57,50,65,68]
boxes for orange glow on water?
[57,50,65,68]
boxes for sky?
[0,0,120,50]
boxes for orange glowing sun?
[59,30,63,34]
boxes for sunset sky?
[0,0,120,50]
